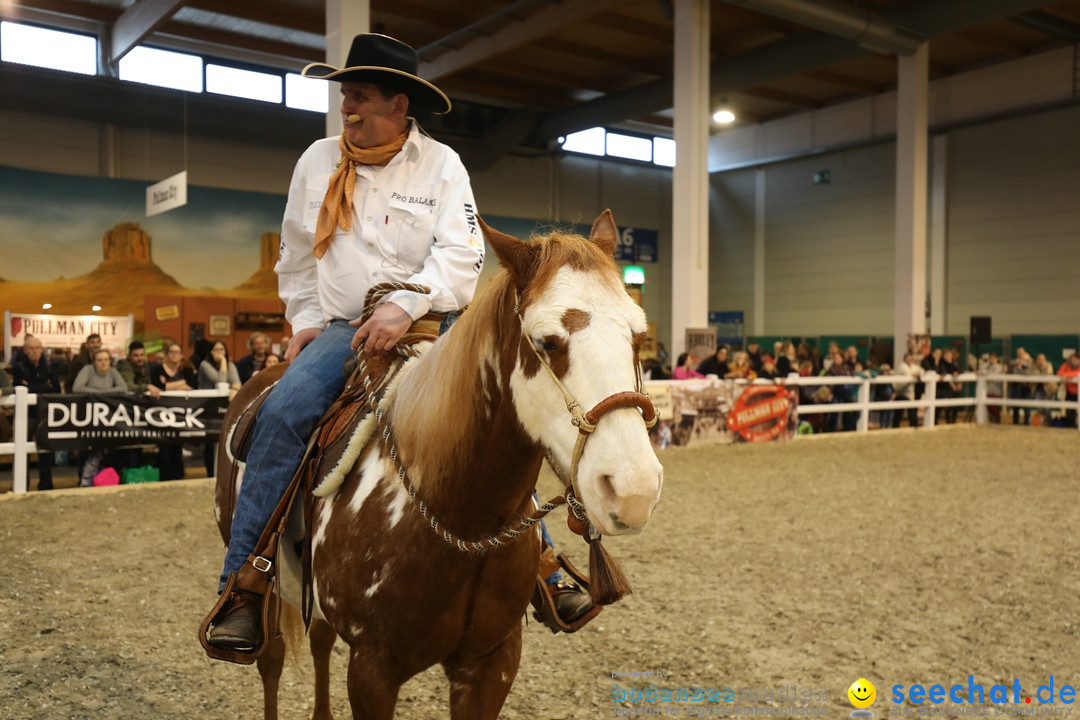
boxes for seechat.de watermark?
[889,678,1075,717]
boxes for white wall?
[4,66,1080,350]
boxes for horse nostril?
[597,473,617,505]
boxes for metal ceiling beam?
[1010,10,1080,41]
[111,0,189,63]
[419,0,623,82]
[525,0,1059,145]
[722,0,925,56]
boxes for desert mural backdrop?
[0,164,287,332]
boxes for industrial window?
[1,21,97,75]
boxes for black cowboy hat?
[301,33,451,115]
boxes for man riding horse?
[206,33,592,654]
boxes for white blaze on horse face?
[511,267,663,536]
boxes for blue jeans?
[219,314,462,591]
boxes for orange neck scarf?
[313,128,409,260]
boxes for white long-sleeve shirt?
[276,122,485,331]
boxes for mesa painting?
[0,165,288,357]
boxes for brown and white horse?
[214,210,663,719]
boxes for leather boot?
[550,580,592,623]
[208,593,262,652]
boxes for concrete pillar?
[671,0,710,354]
[324,0,370,138]
[753,168,766,336]
[929,134,948,335]
[893,43,929,367]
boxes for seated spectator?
[72,348,126,486]
[696,345,730,379]
[1057,352,1080,429]
[672,351,704,380]
[115,341,162,398]
[150,342,197,481]
[236,332,271,384]
[65,333,102,392]
[10,335,58,490]
[72,348,127,394]
[757,355,777,380]
[0,361,13,442]
[199,340,242,477]
[113,341,160,476]
[641,356,670,381]
[252,352,281,377]
[725,351,757,381]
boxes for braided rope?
[348,282,570,554]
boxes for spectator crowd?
[1,332,281,490]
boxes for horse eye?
[536,338,561,352]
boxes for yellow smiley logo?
[848,678,877,709]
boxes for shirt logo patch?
[390,191,436,208]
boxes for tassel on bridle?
[566,493,633,606]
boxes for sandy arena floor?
[1,425,1077,720]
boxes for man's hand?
[350,303,412,354]
[286,327,323,362]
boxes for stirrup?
[530,549,602,634]
[198,569,278,665]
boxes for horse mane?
[390,227,621,491]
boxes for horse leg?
[346,647,400,720]
[309,618,336,720]
[444,625,523,720]
[256,632,286,720]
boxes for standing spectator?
[746,341,764,374]
[757,356,778,380]
[236,332,271,384]
[981,352,1004,424]
[776,342,797,378]
[115,341,162,398]
[1008,347,1033,425]
[149,342,197,481]
[939,348,961,424]
[655,342,669,370]
[873,363,895,429]
[824,348,854,432]
[198,340,242,477]
[11,335,59,490]
[1029,353,1057,426]
[65,333,102,392]
[1057,352,1080,429]
[695,344,730,379]
[892,353,923,428]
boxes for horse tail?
[278,599,306,667]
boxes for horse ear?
[590,209,618,257]
[477,214,537,289]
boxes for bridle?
[513,294,657,535]
[363,282,658,552]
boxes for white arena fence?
[3,375,1077,493]
[647,372,1079,434]
[1,384,232,494]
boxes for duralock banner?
[34,394,228,451]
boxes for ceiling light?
[713,109,735,124]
